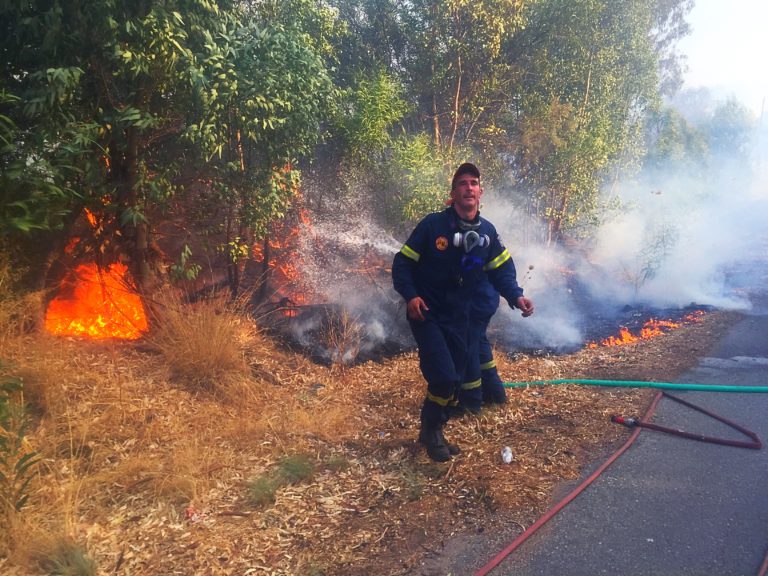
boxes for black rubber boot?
[418,424,460,461]
[481,368,507,404]
[458,388,483,415]
[448,403,481,418]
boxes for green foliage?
[321,0,694,243]
[705,98,755,158]
[638,221,679,286]
[643,106,708,172]
[36,539,97,576]
[1,0,336,290]
[246,453,315,508]
[388,135,451,224]
[396,0,528,152]
[169,244,202,282]
[505,0,686,242]
[0,0,700,265]
[0,362,40,514]
[0,90,84,236]
[340,70,409,157]
[246,475,277,507]
[276,454,314,484]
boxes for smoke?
[288,216,413,362]
[481,195,587,352]
[288,119,767,359]
[468,136,767,352]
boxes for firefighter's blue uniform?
[392,205,524,431]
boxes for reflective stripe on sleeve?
[483,249,511,271]
[400,244,420,262]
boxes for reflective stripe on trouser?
[457,320,483,411]
[477,317,505,397]
[408,316,468,427]
[458,377,483,411]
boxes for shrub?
[36,538,97,576]
[146,289,254,394]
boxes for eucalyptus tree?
[705,98,755,159]
[0,0,335,294]
[2,1,227,286]
[324,0,530,225]
[643,106,708,174]
[186,2,336,292]
[400,0,527,160]
[507,0,693,244]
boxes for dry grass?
[144,288,256,396]
[0,294,742,576]
[321,308,364,367]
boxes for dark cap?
[451,162,480,189]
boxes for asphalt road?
[487,301,768,576]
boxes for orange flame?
[252,207,315,315]
[45,262,148,340]
[588,311,706,348]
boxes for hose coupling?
[611,415,638,428]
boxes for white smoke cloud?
[291,138,767,358]
[479,141,768,351]
[586,158,766,311]
[481,194,586,351]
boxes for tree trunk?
[548,188,569,246]
[119,124,152,290]
[449,55,462,156]
[431,68,442,150]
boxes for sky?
[677,0,768,118]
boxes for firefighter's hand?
[516,296,534,317]
[407,297,429,321]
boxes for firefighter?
[392,163,534,461]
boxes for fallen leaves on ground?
[1,311,740,576]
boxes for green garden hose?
[504,378,768,393]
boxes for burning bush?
[44,262,148,340]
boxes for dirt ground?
[0,309,741,576]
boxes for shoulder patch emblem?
[435,236,449,251]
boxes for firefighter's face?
[451,174,483,216]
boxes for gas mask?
[453,230,490,253]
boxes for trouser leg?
[479,321,506,404]
[456,319,483,414]
[409,318,466,460]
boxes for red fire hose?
[474,390,766,576]
[611,392,762,450]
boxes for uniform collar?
[448,205,481,231]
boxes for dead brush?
[145,288,256,395]
[321,308,363,368]
[0,291,45,343]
